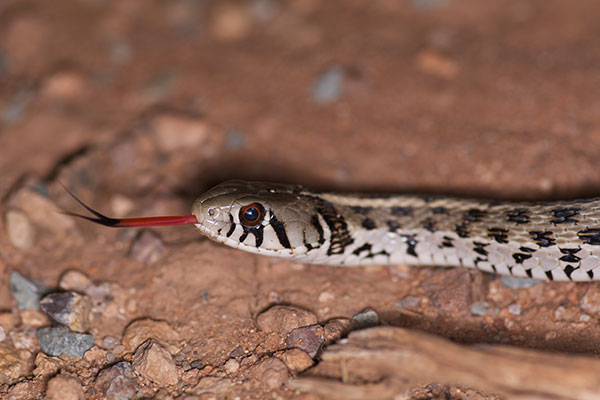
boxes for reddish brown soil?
[2,0,600,398]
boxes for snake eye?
[239,203,263,227]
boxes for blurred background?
[2,0,600,201]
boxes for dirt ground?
[2,0,600,399]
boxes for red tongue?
[62,185,198,228]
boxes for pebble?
[32,352,62,377]
[500,275,541,289]
[128,230,165,264]
[396,295,421,309]
[0,343,25,384]
[256,305,318,335]
[415,48,458,79]
[11,188,75,235]
[151,113,208,152]
[122,318,180,354]
[580,285,600,314]
[470,301,491,316]
[0,325,5,342]
[10,328,38,351]
[312,66,345,104]
[37,327,94,358]
[102,335,120,350]
[58,270,93,292]
[251,357,289,389]
[209,2,252,41]
[40,70,86,101]
[10,271,48,311]
[132,339,178,386]
[40,292,91,333]
[278,349,313,373]
[223,359,240,374]
[5,209,35,250]
[507,303,522,316]
[285,324,324,358]
[323,318,352,343]
[352,308,380,329]
[96,361,139,400]
[554,306,580,321]
[45,375,85,400]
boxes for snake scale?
[72,180,600,282]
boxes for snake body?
[191,180,600,281]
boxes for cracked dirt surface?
[2,0,600,399]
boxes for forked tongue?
[62,186,198,228]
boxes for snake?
[69,180,600,282]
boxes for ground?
[2,0,600,399]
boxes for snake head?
[192,180,326,258]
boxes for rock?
[9,271,48,311]
[415,48,459,79]
[132,339,178,386]
[285,324,324,358]
[58,270,93,292]
[40,70,86,101]
[580,285,600,314]
[150,113,208,152]
[128,230,165,264]
[352,308,380,328]
[11,188,75,234]
[251,357,289,389]
[0,343,25,384]
[122,318,180,354]
[223,359,239,374]
[10,328,38,351]
[500,275,541,289]
[278,349,313,373]
[209,2,252,41]
[312,66,345,104]
[507,303,522,316]
[33,352,62,377]
[102,335,120,350]
[256,305,318,335]
[5,209,35,250]
[0,325,5,342]
[40,292,91,332]
[96,361,139,400]
[323,318,352,344]
[37,327,94,358]
[396,295,421,309]
[44,375,85,400]
[471,301,491,316]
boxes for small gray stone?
[312,66,344,104]
[352,308,380,328]
[286,324,324,358]
[470,301,490,316]
[97,361,139,400]
[37,327,94,358]
[10,271,47,311]
[500,275,541,289]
